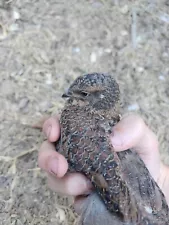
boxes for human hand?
[38,114,169,210]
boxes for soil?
[0,0,169,224]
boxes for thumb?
[110,114,160,181]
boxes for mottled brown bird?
[56,73,169,225]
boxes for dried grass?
[0,0,169,224]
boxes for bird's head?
[62,73,120,110]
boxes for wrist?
[157,163,169,206]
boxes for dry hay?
[0,0,169,224]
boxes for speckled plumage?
[56,73,169,225]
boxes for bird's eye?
[80,91,88,97]
[73,90,89,98]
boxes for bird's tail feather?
[76,193,123,225]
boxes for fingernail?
[48,157,58,175]
[47,125,52,138]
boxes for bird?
[55,73,169,225]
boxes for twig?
[131,7,137,49]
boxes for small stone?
[120,5,129,14]
[121,30,128,36]
[0,25,7,40]
[136,36,145,44]
[9,24,19,32]
[145,206,153,214]
[19,97,29,109]
[56,208,66,222]
[162,52,168,58]
[72,47,80,53]
[159,75,165,81]
[159,13,169,23]
[127,103,139,111]
[13,11,20,20]
[90,52,97,63]
[46,73,53,85]
[137,67,144,73]
[104,48,112,53]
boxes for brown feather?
[56,73,169,224]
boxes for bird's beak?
[62,93,69,98]
[62,90,71,98]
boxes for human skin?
[38,114,169,210]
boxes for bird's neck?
[66,100,121,121]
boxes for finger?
[43,116,60,142]
[110,113,160,179]
[47,173,93,196]
[38,140,68,178]
[110,114,158,153]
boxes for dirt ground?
[0,0,169,224]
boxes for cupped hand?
[38,114,169,206]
